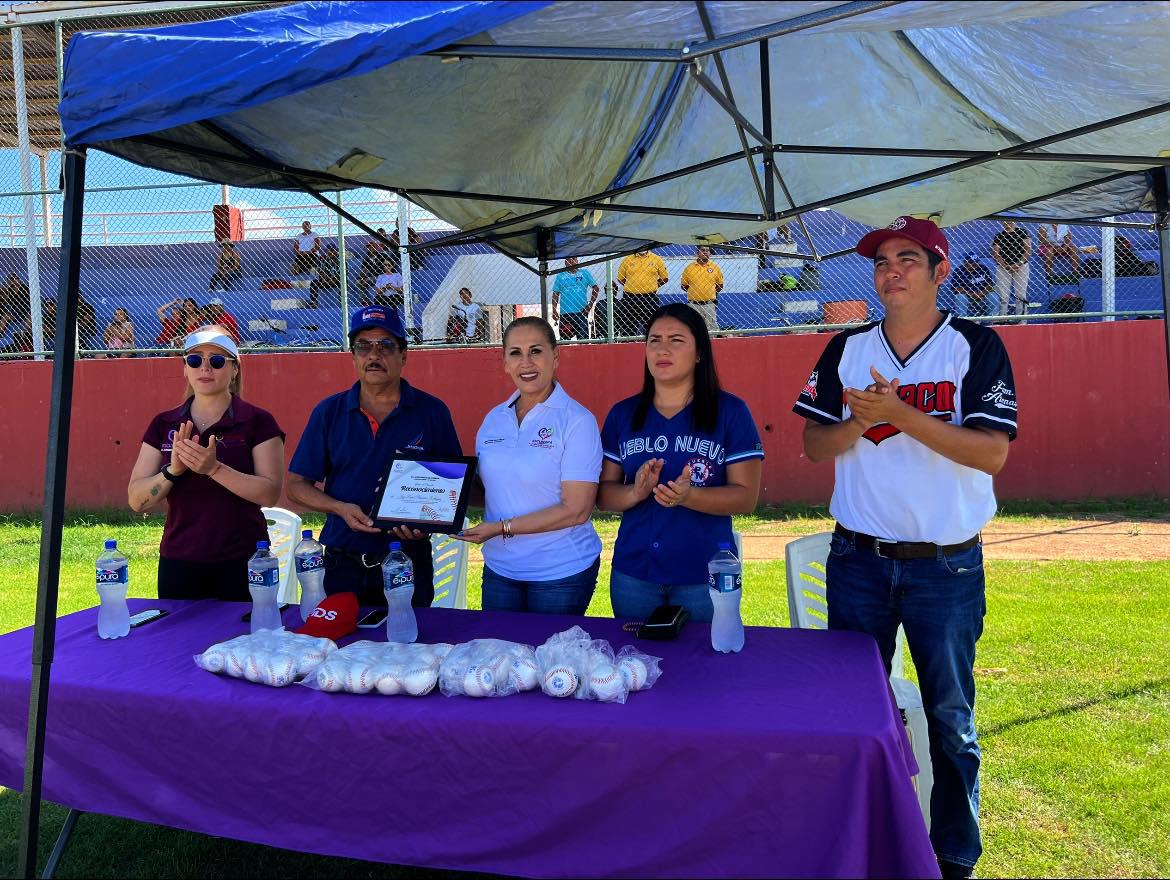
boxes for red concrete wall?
[2,320,1167,511]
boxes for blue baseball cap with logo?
[349,305,406,345]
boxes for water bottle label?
[391,569,414,587]
[708,572,741,593]
[295,554,324,573]
[96,566,127,585]
[248,567,280,587]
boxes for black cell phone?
[357,608,388,629]
[240,603,290,623]
[129,608,168,628]
[637,604,689,640]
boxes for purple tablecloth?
[0,601,939,878]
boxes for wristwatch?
[161,464,185,482]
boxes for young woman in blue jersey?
[598,303,764,622]
[455,317,603,614]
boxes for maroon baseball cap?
[857,216,949,262]
[295,592,358,640]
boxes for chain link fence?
[0,3,1163,361]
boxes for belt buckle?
[873,538,890,559]
[360,553,383,569]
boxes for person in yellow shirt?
[679,246,724,333]
[616,249,668,337]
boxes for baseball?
[296,649,328,676]
[244,650,268,683]
[316,662,345,693]
[543,665,579,698]
[373,664,403,695]
[589,663,625,701]
[347,661,376,694]
[265,652,298,687]
[463,665,495,697]
[509,656,540,691]
[224,647,248,678]
[618,657,649,692]
[489,652,512,684]
[199,648,226,674]
[403,666,438,696]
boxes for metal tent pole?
[1153,169,1170,398]
[538,229,551,323]
[19,146,86,880]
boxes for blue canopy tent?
[21,0,1170,874]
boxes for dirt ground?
[740,517,1170,562]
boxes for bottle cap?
[301,529,313,539]
[256,540,270,550]
[104,539,117,550]
[389,541,402,551]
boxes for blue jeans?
[609,569,713,623]
[481,557,600,615]
[826,532,986,869]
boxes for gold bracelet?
[501,519,514,541]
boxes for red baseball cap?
[857,216,949,262]
[295,592,358,640]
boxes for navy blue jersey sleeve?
[721,393,765,463]
[959,327,1018,439]
[793,332,847,424]
[288,399,331,482]
[601,398,633,466]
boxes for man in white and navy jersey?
[793,216,1017,881]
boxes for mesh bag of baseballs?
[438,639,539,698]
[307,640,453,696]
[613,646,662,694]
[194,631,337,687]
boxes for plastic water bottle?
[247,540,282,633]
[293,529,326,622]
[708,541,744,653]
[381,542,417,643]
[96,539,130,639]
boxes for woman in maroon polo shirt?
[128,326,285,600]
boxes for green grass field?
[2,507,1168,878]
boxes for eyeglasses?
[352,339,400,356]
[185,353,234,369]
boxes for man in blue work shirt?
[551,256,600,340]
[287,306,462,606]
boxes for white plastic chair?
[784,531,934,828]
[430,526,469,609]
[262,506,302,605]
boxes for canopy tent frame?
[18,1,1170,876]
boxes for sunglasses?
[352,339,401,356]
[184,353,234,369]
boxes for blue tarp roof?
[57,1,1170,258]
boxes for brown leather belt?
[834,525,980,560]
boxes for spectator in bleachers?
[388,225,426,272]
[356,239,385,303]
[308,242,342,309]
[0,273,30,339]
[291,220,320,275]
[951,252,994,318]
[616,249,668,337]
[208,241,242,292]
[551,256,599,341]
[156,299,187,346]
[373,259,404,312]
[680,245,724,334]
[102,307,136,357]
[991,220,1032,321]
[205,297,240,343]
[1037,222,1079,279]
[446,287,483,342]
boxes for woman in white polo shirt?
[456,317,602,614]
